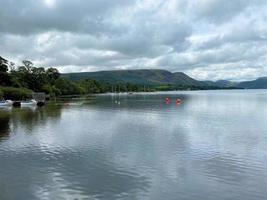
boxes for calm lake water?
[1,90,267,200]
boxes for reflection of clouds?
[0,147,150,200]
[34,172,92,200]
[1,91,267,199]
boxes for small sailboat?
[20,99,37,107]
[0,100,13,107]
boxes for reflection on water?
[0,111,10,141]
[1,106,63,138]
[0,90,267,200]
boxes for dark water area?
[0,90,267,200]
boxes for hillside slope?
[63,69,205,86]
[63,69,267,89]
[237,77,267,89]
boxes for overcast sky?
[1,0,267,81]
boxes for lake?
[0,90,267,200]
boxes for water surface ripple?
[0,90,267,200]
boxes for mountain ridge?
[62,69,267,89]
[62,69,205,87]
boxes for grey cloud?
[190,0,265,23]
[1,0,267,80]
[157,42,267,71]
[0,0,136,35]
[192,15,267,51]
[187,65,267,81]
[192,0,247,23]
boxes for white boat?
[0,100,13,107]
[21,99,37,107]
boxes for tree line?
[0,56,152,100]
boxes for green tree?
[46,67,60,81]
[0,56,11,86]
[0,56,8,73]
[22,60,33,72]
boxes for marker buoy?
[165,98,171,104]
[176,98,182,104]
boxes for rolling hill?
[237,77,267,89]
[62,69,267,89]
[62,69,205,86]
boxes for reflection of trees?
[10,106,63,133]
[1,106,64,140]
[0,111,10,141]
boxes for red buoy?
[176,98,182,105]
[165,98,171,104]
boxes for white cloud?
[0,0,267,80]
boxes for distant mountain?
[206,77,267,89]
[63,69,205,86]
[62,69,267,89]
[204,80,238,88]
[237,77,267,89]
[214,80,237,87]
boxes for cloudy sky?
[1,0,267,81]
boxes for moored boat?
[0,100,13,107]
[20,99,37,107]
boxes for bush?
[0,86,33,100]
